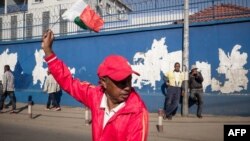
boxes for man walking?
[43,70,61,111]
[0,65,16,113]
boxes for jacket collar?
[99,88,143,114]
[104,88,143,125]
[116,88,143,114]
[100,93,125,113]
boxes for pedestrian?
[163,62,184,120]
[0,80,3,113]
[0,65,16,113]
[43,70,61,111]
[55,89,62,109]
[188,65,204,118]
[41,30,148,141]
[0,80,3,95]
[161,75,168,113]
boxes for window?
[34,0,43,2]
[26,13,33,39]
[11,16,17,40]
[117,7,126,20]
[98,0,103,6]
[42,11,50,34]
[117,10,122,20]
[97,0,104,16]
[106,3,111,14]
[60,9,67,35]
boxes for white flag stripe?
[62,0,88,21]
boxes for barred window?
[34,0,43,2]
[60,9,67,36]
[26,13,33,39]
[106,3,111,14]
[11,15,17,41]
[42,11,50,34]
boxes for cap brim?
[108,70,140,81]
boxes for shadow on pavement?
[32,114,42,119]
[15,105,28,114]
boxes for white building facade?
[0,0,131,41]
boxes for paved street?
[0,103,250,141]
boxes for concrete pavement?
[0,103,250,141]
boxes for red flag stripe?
[80,6,104,32]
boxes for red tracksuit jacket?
[45,54,148,141]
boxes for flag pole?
[50,17,60,30]
[43,17,60,39]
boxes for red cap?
[97,55,140,81]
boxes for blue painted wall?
[0,19,250,115]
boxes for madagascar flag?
[62,0,104,33]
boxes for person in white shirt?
[43,70,61,111]
[0,65,16,113]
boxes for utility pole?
[182,0,189,116]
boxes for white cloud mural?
[32,49,47,88]
[32,49,76,88]
[131,38,248,94]
[211,44,248,93]
[0,40,248,94]
[131,37,182,90]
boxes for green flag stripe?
[74,16,89,30]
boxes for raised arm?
[196,72,204,83]
[41,30,98,108]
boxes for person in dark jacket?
[189,65,204,118]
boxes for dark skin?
[41,30,54,57]
[174,63,180,72]
[166,62,181,86]
[191,68,198,76]
[100,76,132,110]
[190,68,203,83]
[4,65,10,73]
[41,30,132,111]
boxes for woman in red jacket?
[41,30,148,141]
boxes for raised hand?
[41,29,54,57]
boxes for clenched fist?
[41,29,54,57]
